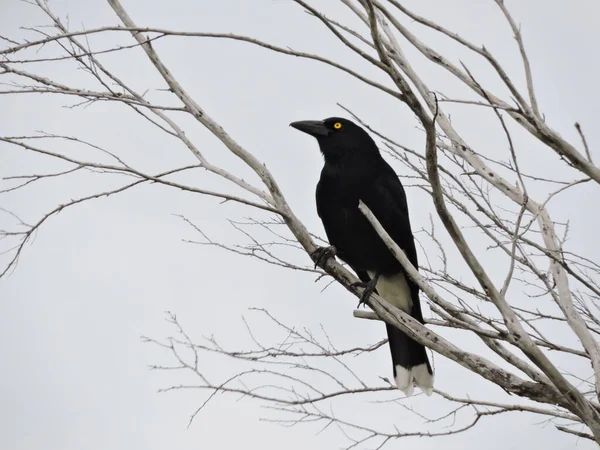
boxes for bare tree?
[1,0,599,447]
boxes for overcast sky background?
[1,1,599,449]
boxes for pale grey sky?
[1,1,599,449]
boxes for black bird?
[290,117,433,396]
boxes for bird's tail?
[386,323,434,396]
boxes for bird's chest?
[316,179,397,272]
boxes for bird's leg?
[352,271,380,308]
[311,245,337,269]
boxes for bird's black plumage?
[291,117,434,395]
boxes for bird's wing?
[361,164,425,323]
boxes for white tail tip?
[394,365,413,395]
[394,364,434,396]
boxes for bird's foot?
[352,272,380,308]
[311,245,337,269]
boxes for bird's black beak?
[290,120,330,137]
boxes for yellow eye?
[333,122,342,129]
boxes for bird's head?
[290,117,380,166]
